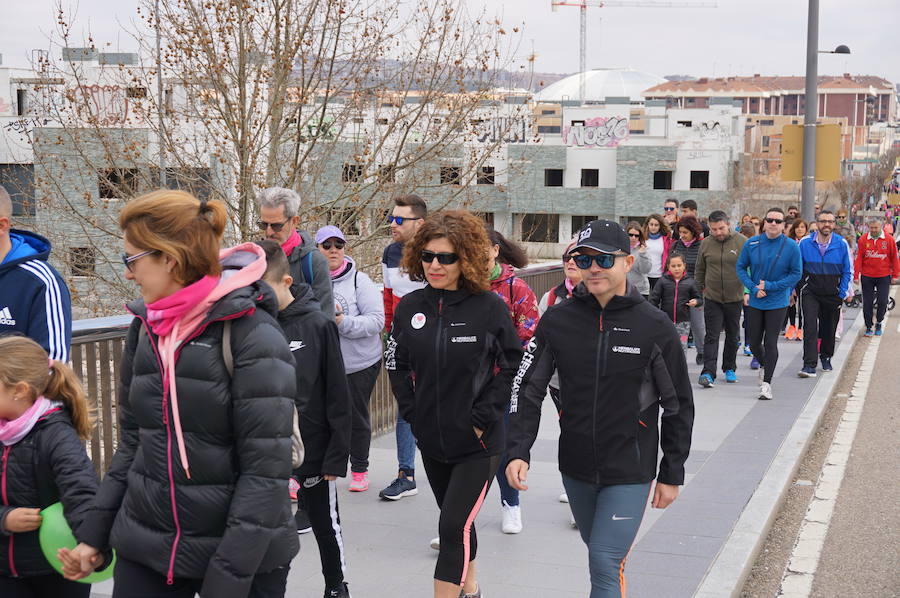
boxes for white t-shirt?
[646,235,665,278]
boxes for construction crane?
[551,1,717,103]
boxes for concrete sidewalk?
[90,310,862,597]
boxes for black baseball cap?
[572,220,630,254]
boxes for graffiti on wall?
[75,85,144,126]
[562,116,629,147]
[696,121,726,139]
[476,117,530,144]
[3,117,51,135]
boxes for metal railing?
[72,265,563,475]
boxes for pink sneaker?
[349,471,369,492]
[288,477,300,502]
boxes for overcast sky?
[2,0,898,85]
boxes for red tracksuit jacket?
[854,233,900,280]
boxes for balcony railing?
[71,264,563,476]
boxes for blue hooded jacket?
[0,230,72,360]
[798,231,852,300]
[736,233,803,310]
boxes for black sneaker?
[378,473,418,501]
[325,582,351,598]
[695,352,703,365]
[294,506,312,534]
[820,357,833,372]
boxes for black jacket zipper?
[435,295,447,458]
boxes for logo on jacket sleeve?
[411,312,427,329]
[0,307,15,326]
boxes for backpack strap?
[221,320,233,378]
[547,290,557,307]
[301,252,314,285]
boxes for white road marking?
[777,287,895,597]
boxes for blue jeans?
[562,475,651,598]
[396,414,416,477]
[494,409,519,506]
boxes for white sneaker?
[559,492,569,503]
[430,536,440,551]
[501,501,523,534]
[759,382,773,400]
[570,512,577,528]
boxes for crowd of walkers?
[0,179,894,598]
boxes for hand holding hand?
[4,508,42,533]
[505,459,530,491]
[57,542,102,581]
[756,289,767,299]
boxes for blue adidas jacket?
[736,233,803,310]
[0,230,72,361]
[798,232,852,300]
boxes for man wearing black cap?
[506,220,694,598]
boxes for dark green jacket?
[695,233,747,303]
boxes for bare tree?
[17,0,528,315]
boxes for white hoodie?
[332,256,385,373]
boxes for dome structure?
[535,68,667,103]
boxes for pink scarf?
[148,243,267,479]
[281,229,301,257]
[330,258,350,278]
[146,276,219,337]
[564,277,576,296]
[0,396,55,446]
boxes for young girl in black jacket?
[0,336,99,598]
[385,211,523,598]
[649,253,703,351]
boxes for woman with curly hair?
[672,215,705,364]
[384,211,523,598]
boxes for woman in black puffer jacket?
[60,191,298,598]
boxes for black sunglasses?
[663,206,676,211]
[320,240,345,250]
[121,249,160,272]
[257,218,290,232]
[562,253,575,262]
[628,233,641,238]
[421,250,459,265]
[764,218,784,224]
[387,216,422,226]
[572,253,622,270]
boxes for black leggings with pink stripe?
[422,453,501,585]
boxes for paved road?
[809,313,899,598]
[90,312,863,598]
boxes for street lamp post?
[801,0,850,221]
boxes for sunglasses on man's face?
[764,217,784,224]
[663,206,676,212]
[572,253,622,270]
[421,250,459,265]
[320,240,345,250]
[257,219,290,232]
[387,215,422,226]
[562,253,575,262]
[818,219,835,225]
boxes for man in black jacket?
[258,240,353,598]
[506,220,694,598]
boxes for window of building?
[759,119,774,126]
[653,170,673,190]
[686,98,695,104]
[352,117,364,124]
[326,209,360,235]
[690,170,710,189]
[477,212,495,228]
[537,125,561,134]
[571,215,597,233]
[541,109,557,115]
[377,165,395,183]
[432,118,443,124]
[150,167,213,201]
[570,119,585,127]
[580,169,599,187]
[677,120,693,127]
[439,165,461,185]
[477,166,495,185]
[470,119,485,127]
[16,90,28,116]
[544,168,563,187]
[376,118,388,125]
[69,247,96,277]
[342,163,364,183]
[762,136,770,148]
[0,164,36,216]
[98,168,139,199]
[520,213,559,243]
[126,87,147,99]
